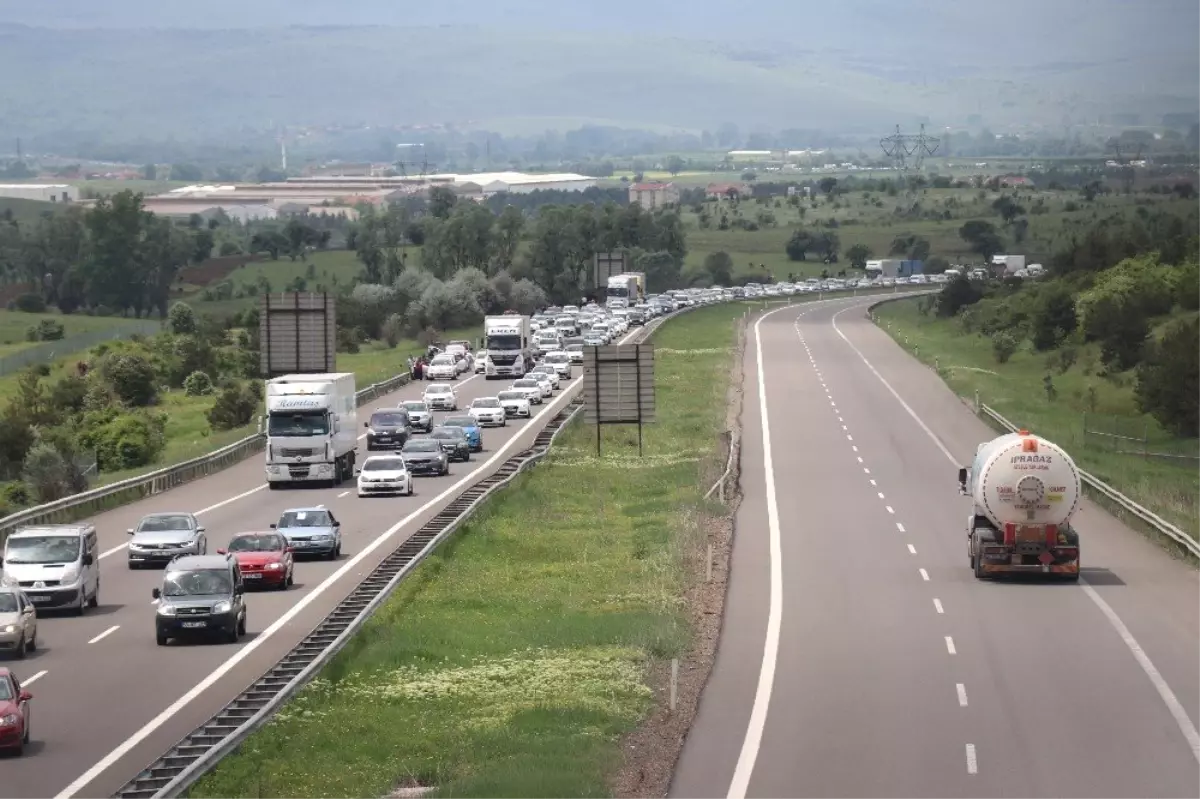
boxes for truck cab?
[265,373,358,488]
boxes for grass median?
[873,297,1199,538]
[186,303,748,799]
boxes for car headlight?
[2,624,13,633]
[157,604,177,616]
[266,562,284,570]
[212,600,232,614]
[0,573,17,588]
[0,714,18,726]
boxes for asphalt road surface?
[672,296,1200,798]
[3,323,649,799]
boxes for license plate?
[182,621,206,629]
[244,573,262,579]
[29,595,49,603]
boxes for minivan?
[152,553,248,645]
[0,524,100,614]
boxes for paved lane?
[673,298,1199,798]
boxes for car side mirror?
[82,553,94,566]
[216,548,226,555]
[286,546,294,553]
[23,605,34,615]
[152,587,162,600]
[18,690,31,702]
[126,528,135,535]
[364,422,369,428]
[197,527,205,533]
[269,523,277,529]
[957,467,968,486]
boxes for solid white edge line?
[957,683,969,707]
[56,318,647,798]
[87,625,120,645]
[965,743,978,774]
[22,669,48,686]
[830,300,1200,765]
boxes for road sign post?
[582,344,655,457]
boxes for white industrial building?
[426,171,596,196]
[0,183,80,203]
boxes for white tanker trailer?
[957,429,1082,580]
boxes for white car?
[542,351,573,379]
[468,397,507,427]
[528,366,561,390]
[565,343,584,363]
[422,383,458,411]
[426,354,460,381]
[509,379,545,404]
[474,349,489,374]
[356,455,413,497]
[529,374,554,397]
[497,390,532,418]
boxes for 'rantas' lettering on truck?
[276,397,326,409]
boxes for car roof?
[166,554,231,571]
[281,506,328,514]
[140,511,193,519]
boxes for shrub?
[381,314,404,348]
[21,442,75,503]
[102,353,158,406]
[85,412,167,471]
[992,331,1019,364]
[1135,316,1199,438]
[26,319,65,341]
[183,370,214,396]
[168,301,197,335]
[207,383,259,432]
[13,293,46,313]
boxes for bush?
[26,319,65,341]
[207,383,259,432]
[183,370,214,396]
[168,301,197,335]
[102,353,159,406]
[21,442,77,503]
[85,412,167,472]
[381,314,403,348]
[1135,316,1199,437]
[992,331,1019,364]
[13,293,46,313]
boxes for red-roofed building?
[629,181,680,208]
[706,182,750,199]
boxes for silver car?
[127,513,207,569]
[0,588,36,658]
[401,400,434,433]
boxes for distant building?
[706,182,750,199]
[998,175,1034,188]
[629,182,680,209]
[0,183,79,203]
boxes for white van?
[0,524,101,614]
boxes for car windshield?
[369,412,408,427]
[364,458,406,471]
[3,535,81,564]
[268,411,328,437]
[431,355,453,365]
[432,428,463,439]
[0,593,18,613]
[425,386,451,394]
[443,417,474,427]
[278,510,333,528]
[497,392,524,401]
[546,353,568,362]
[137,515,193,532]
[473,398,501,408]
[403,440,440,452]
[0,679,11,701]
[567,344,583,352]
[163,569,232,597]
[514,380,537,388]
[402,402,427,412]
[228,534,285,552]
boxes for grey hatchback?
[152,554,247,645]
[429,426,471,462]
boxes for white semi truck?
[606,273,645,309]
[958,429,1082,580]
[265,373,358,488]
[483,314,532,380]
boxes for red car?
[0,667,32,755]
[218,532,294,590]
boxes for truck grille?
[280,448,316,458]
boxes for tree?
[167,301,197,335]
[818,177,839,195]
[937,274,983,317]
[959,220,1004,261]
[1136,316,1199,437]
[785,229,815,261]
[845,244,871,270]
[493,205,524,273]
[1030,285,1077,351]
[665,155,685,175]
[428,186,458,220]
[704,251,734,285]
[888,233,931,262]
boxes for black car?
[400,438,450,476]
[364,409,412,451]
[429,426,471,462]
[152,554,247,645]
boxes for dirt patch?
[611,314,750,798]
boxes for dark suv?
[152,554,247,645]
[364,408,412,451]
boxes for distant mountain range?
[0,1,1195,148]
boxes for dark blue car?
[441,415,483,452]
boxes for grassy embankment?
[873,298,1199,538]
[187,302,746,798]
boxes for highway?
[672,296,1200,798]
[3,322,646,799]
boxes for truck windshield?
[268,411,329,437]
[486,334,522,351]
[607,286,629,297]
[3,535,81,564]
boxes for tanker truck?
[957,429,1082,580]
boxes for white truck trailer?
[265,373,358,488]
[483,315,532,380]
[958,430,1082,580]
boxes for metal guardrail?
[0,371,415,546]
[116,303,692,798]
[865,294,1200,559]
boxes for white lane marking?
[831,301,1200,764]
[1080,582,1200,762]
[59,312,649,799]
[851,446,858,453]
[857,457,864,464]
[869,479,877,486]
[877,491,884,499]
[965,744,978,774]
[919,568,930,581]
[337,490,350,498]
[896,522,905,533]
[57,362,590,796]
[87,625,120,645]
[837,416,843,422]
[945,636,957,655]
[885,505,894,514]
[907,544,917,554]
[933,598,944,614]
[957,683,969,706]
[23,669,47,686]
[846,434,853,442]
[862,466,868,472]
